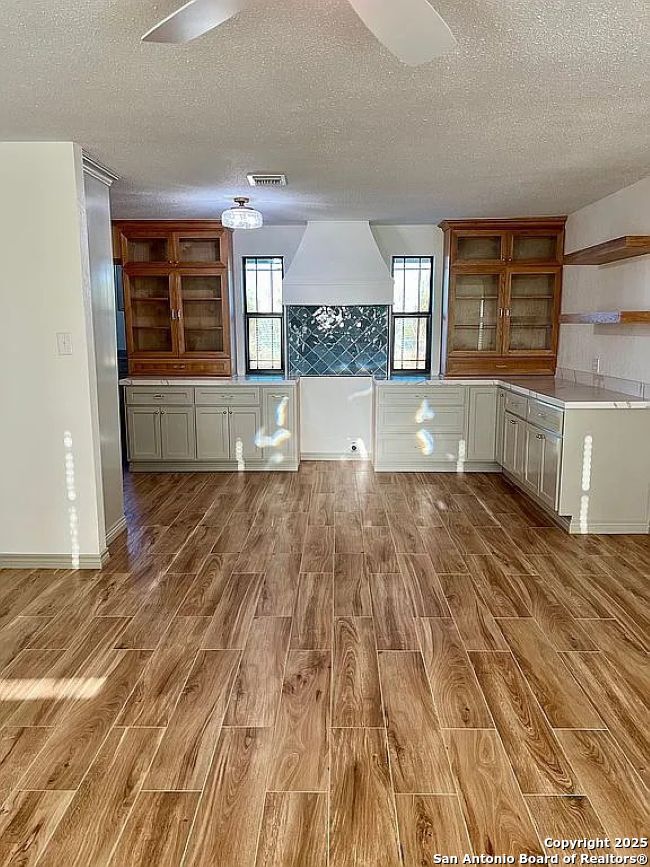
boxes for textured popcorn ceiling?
[1,0,649,222]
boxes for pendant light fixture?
[221,196,263,230]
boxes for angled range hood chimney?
[282,221,393,305]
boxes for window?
[243,257,284,372]
[391,256,434,373]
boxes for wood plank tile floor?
[0,464,648,865]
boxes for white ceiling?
[1,0,649,223]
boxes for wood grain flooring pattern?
[37,727,163,867]
[378,650,455,793]
[224,616,291,726]
[0,466,647,863]
[144,649,240,791]
[396,794,473,864]
[254,792,327,867]
[108,791,200,867]
[329,727,401,867]
[267,650,330,792]
[333,617,383,727]
[416,618,493,729]
[469,652,579,795]
[498,618,604,729]
[445,729,544,856]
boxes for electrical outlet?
[591,357,600,375]
[56,332,73,356]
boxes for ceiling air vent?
[247,173,287,188]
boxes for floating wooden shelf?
[564,236,650,265]
[560,311,650,325]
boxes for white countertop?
[376,376,650,409]
[120,376,298,387]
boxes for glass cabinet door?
[504,270,559,354]
[509,231,562,264]
[173,232,225,266]
[452,231,505,264]
[122,234,170,265]
[177,271,227,355]
[125,273,176,354]
[449,272,502,353]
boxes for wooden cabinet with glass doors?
[439,218,566,376]
[114,221,233,376]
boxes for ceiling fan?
[142,0,456,66]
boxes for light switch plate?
[56,332,73,356]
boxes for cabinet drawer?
[129,359,231,376]
[195,387,260,406]
[126,386,194,406]
[378,404,465,434]
[378,385,466,406]
[504,392,528,419]
[527,399,563,434]
[377,432,465,463]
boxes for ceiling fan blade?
[345,0,456,65]
[142,0,248,43]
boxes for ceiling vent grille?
[247,173,287,188]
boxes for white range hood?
[282,221,393,305]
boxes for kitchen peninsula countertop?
[376,375,650,409]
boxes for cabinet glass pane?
[132,326,172,352]
[127,238,168,263]
[184,329,223,353]
[178,236,221,263]
[509,273,554,351]
[130,275,170,300]
[451,273,499,352]
[455,274,500,299]
[512,235,557,262]
[179,274,222,301]
[457,235,502,261]
[179,274,223,353]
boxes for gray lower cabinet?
[127,407,162,461]
[196,406,230,460]
[229,408,263,461]
[467,387,497,462]
[502,411,525,480]
[160,407,196,460]
[524,424,561,510]
[495,388,506,465]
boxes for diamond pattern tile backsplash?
[287,305,389,377]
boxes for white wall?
[231,223,443,374]
[0,142,107,566]
[559,175,650,384]
[84,171,124,539]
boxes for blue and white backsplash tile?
[287,305,389,377]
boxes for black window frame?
[390,255,434,375]
[243,256,285,374]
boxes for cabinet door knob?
[509,419,516,425]
[536,433,545,439]
[222,410,227,415]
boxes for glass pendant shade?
[221,196,263,229]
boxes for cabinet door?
[524,423,544,492]
[176,270,229,358]
[503,269,561,356]
[172,231,227,266]
[502,412,524,480]
[120,231,170,265]
[262,390,297,464]
[124,272,178,356]
[538,430,562,510]
[495,388,506,466]
[467,387,497,462]
[452,231,506,265]
[196,407,230,460]
[229,408,263,462]
[448,271,503,356]
[126,407,161,460]
[508,230,563,265]
[160,407,196,460]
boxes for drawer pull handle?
[536,433,545,440]
[153,394,164,399]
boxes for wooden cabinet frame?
[440,217,566,377]
[115,221,233,377]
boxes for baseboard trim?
[300,452,372,462]
[567,520,650,535]
[129,461,299,473]
[0,550,109,570]
[374,461,500,473]
[106,516,127,546]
